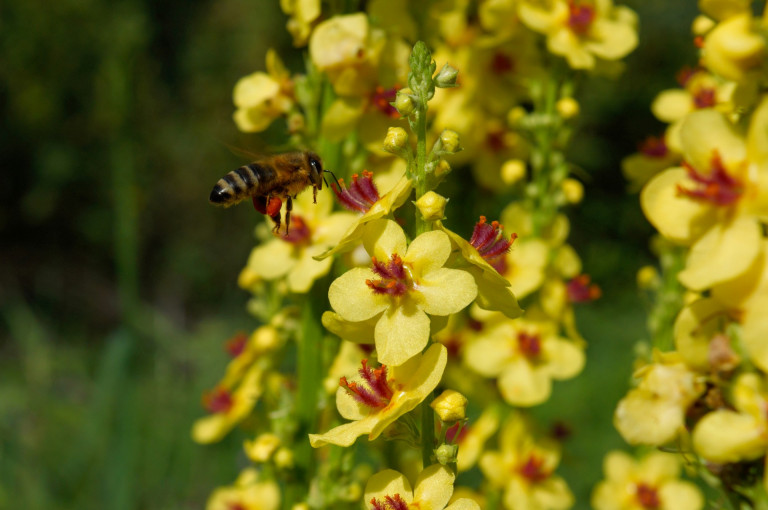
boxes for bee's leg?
[284,195,293,235]
[313,184,317,204]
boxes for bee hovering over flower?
[209,151,336,234]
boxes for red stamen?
[518,455,550,483]
[340,359,395,409]
[370,86,400,118]
[332,170,381,213]
[227,503,247,510]
[366,254,410,296]
[486,130,506,153]
[677,152,743,206]
[491,52,515,74]
[518,331,542,359]
[638,136,668,158]
[278,214,312,244]
[202,387,234,414]
[568,1,595,34]
[224,332,248,358]
[470,216,516,273]
[676,66,698,87]
[693,87,716,109]
[636,483,661,509]
[567,274,602,303]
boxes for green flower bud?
[383,127,409,154]
[394,87,416,116]
[435,443,459,466]
[439,129,462,154]
[434,63,459,88]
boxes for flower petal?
[364,470,414,508]
[244,240,296,280]
[329,267,390,321]
[414,465,455,510]
[498,359,551,407]
[375,301,430,366]
[308,418,376,447]
[363,218,408,261]
[405,230,452,275]
[416,268,477,316]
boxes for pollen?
[339,359,394,409]
[470,216,517,273]
[567,274,602,303]
[568,1,595,35]
[332,170,381,213]
[202,386,234,414]
[366,254,410,296]
[676,151,743,206]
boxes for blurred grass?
[0,0,701,507]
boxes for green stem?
[414,100,429,236]
[530,75,560,236]
[421,394,435,468]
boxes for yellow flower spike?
[364,464,480,510]
[693,372,768,463]
[592,451,703,510]
[241,188,356,294]
[614,353,705,446]
[206,468,280,510]
[309,343,447,447]
[328,219,476,366]
[315,173,413,260]
[704,13,766,82]
[431,389,468,423]
[192,363,266,444]
[480,413,574,510]
[464,317,585,407]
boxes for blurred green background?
[0,1,699,508]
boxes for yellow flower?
[438,217,523,319]
[192,363,265,444]
[592,451,703,510]
[641,99,768,291]
[244,433,281,463]
[315,172,413,260]
[455,406,501,472]
[621,134,682,192]
[328,219,477,366]
[280,0,321,46]
[693,372,768,466]
[233,49,294,133]
[309,343,447,447]
[614,352,705,446]
[464,317,585,406]
[673,297,739,372]
[364,464,480,510]
[239,187,356,293]
[220,326,283,388]
[206,468,280,510]
[480,413,574,510]
[703,13,766,82]
[517,0,638,69]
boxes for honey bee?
[209,151,330,233]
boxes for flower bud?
[244,433,281,462]
[556,97,580,119]
[501,159,526,185]
[439,129,462,154]
[561,178,584,204]
[274,447,294,469]
[252,325,282,352]
[435,443,459,466]
[430,389,468,422]
[394,87,416,116]
[434,63,459,88]
[383,126,409,154]
[636,265,660,290]
[414,191,448,221]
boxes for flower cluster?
[613,1,768,506]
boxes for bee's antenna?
[324,169,342,191]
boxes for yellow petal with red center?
[658,481,704,510]
[329,267,390,321]
[585,17,638,60]
[413,465,455,510]
[742,297,768,372]
[364,470,414,508]
[641,168,715,243]
[681,109,746,173]
[693,409,765,462]
[417,267,477,316]
[363,218,408,261]
[287,245,333,293]
[244,240,296,280]
[651,90,693,123]
[499,359,551,406]
[679,215,761,290]
[374,300,430,366]
[543,337,585,379]
[321,311,377,344]
[405,230,452,276]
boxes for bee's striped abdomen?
[209,163,274,206]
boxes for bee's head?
[307,152,324,189]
